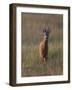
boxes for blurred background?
[21,13,63,77]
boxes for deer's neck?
[43,39,48,46]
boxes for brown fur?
[39,38,48,63]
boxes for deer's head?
[43,28,50,40]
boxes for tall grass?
[21,39,63,76]
[21,13,63,77]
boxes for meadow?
[21,13,63,77]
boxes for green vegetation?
[21,13,63,77]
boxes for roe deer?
[39,28,50,63]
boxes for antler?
[42,24,51,33]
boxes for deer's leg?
[43,57,46,64]
[40,56,44,64]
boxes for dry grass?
[21,13,63,77]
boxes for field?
[21,13,63,77]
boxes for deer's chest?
[39,41,48,55]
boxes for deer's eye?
[46,32,48,36]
